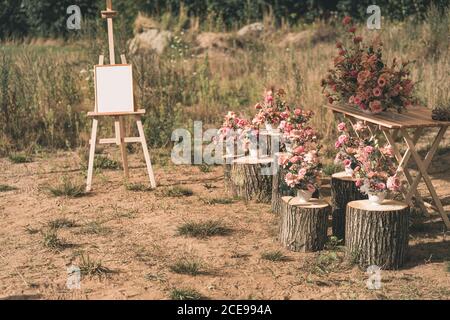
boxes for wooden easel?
[86,0,156,192]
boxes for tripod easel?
[86,0,156,192]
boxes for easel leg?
[136,116,156,188]
[86,118,98,192]
[115,116,129,179]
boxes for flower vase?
[284,142,293,153]
[344,167,354,177]
[368,192,386,205]
[265,122,273,133]
[296,189,313,203]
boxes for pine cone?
[432,106,450,121]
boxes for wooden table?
[325,104,450,229]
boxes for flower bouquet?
[353,139,401,205]
[216,111,249,156]
[333,121,371,176]
[279,141,322,203]
[321,16,416,114]
[254,88,289,132]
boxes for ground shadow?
[405,240,450,268]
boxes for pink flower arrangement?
[334,121,371,171]
[279,144,322,192]
[353,139,401,194]
[217,111,249,141]
[321,16,416,114]
[252,88,288,126]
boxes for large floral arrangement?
[353,139,401,195]
[321,16,416,114]
[279,145,322,193]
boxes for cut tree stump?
[231,156,273,203]
[271,152,295,214]
[346,200,409,270]
[223,154,244,197]
[279,197,331,252]
[331,172,367,241]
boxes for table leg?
[383,128,427,214]
[401,128,450,229]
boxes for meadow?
[0,5,448,158]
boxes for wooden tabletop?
[348,199,408,211]
[282,197,330,208]
[233,155,274,165]
[325,104,450,129]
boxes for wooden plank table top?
[325,104,450,129]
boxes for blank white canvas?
[95,65,134,113]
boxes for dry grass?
[177,220,232,238]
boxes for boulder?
[237,22,264,38]
[129,28,173,55]
[195,32,232,52]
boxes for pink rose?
[355,179,363,187]
[364,146,374,154]
[376,183,386,190]
[338,135,349,144]
[387,176,401,192]
[337,122,347,132]
[294,109,302,116]
[343,159,352,168]
[293,146,305,154]
[285,173,297,187]
[335,141,342,148]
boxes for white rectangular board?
[94,64,134,113]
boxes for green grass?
[201,197,234,205]
[0,185,17,192]
[78,221,110,235]
[324,236,344,251]
[47,218,77,229]
[177,220,232,239]
[46,178,86,198]
[94,155,120,170]
[322,163,344,176]
[125,182,153,192]
[170,288,205,300]
[8,153,32,164]
[41,229,68,251]
[261,250,289,262]
[198,164,212,173]
[79,254,113,278]
[160,186,193,197]
[169,258,207,276]
[307,251,345,275]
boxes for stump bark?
[271,152,295,214]
[346,200,409,270]
[331,172,367,241]
[259,130,281,157]
[279,197,331,252]
[231,156,273,203]
[223,154,243,197]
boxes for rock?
[195,32,231,52]
[129,29,173,55]
[237,22,264,38]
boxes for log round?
[231,156,273,203]
[331,172,367,241]
[279,197,331,252]
[223,154,243,197]
[346,200,409,270]
[271,152,295,214]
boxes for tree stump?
[279,197,331,252]
[231,156,273,203]
[346,200,409,270]
[223,154,243,197]
[331,172,367,241]
[271,152,295,214]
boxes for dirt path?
[0,150,449,300]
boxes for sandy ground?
[0,145,449,300]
